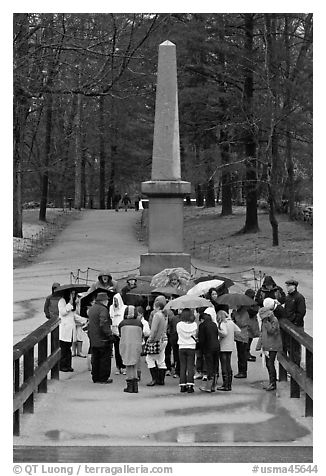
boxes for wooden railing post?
[51,326,60,380]
[23,348,34,413]
[13,359,20,436]
[38,336,48,393]
[305,348,313,417]
[289,336,300,398]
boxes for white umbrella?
[164,295,213,310]
[187,279,225,296]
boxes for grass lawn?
[183,205,313,269]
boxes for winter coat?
[119,317,143,366]
[284,290,306,328]
[122,194,131,205]
[87,302,113,348]
[255,276,286,307]
[257,307,283,351]
[176,321,198,349]
[109,293,127,336]
[198,315,220,354]
[246,304,260,338]
[44,294,61,320]
[88,269,118,294]
[121,284,143,307]
[218,317,241,352]
[167,312,181,345]
[148,310,168,342]
[232,308,250,343]
[58,298,76,342]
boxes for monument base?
[140,253,191,276]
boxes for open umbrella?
[164,295,213,310]
[150,267,192,290]
[215,293,256,309]
[187,279,226,296]
[193,274,234,287]
[116,276,154,296]
[151,286,186,297]
[53,283,90,295]
[79,288,115,316]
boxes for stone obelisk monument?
[140,40,191,275]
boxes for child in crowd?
[176,308,198,393]
[216,309,241,391]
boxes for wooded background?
[13,13,312,243]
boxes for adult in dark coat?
[207,286,229,314]
[244,289,260,361]
[113,192,121,212]
[87,292,114,383]
[284,279,306,366]
[198,312,220,392]
[121,277,142,307]
[255,275,286,307]
[44,282,61,319]
[122,193,132,211]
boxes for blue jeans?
[179,348,196,385]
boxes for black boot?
[157,369,166,385]
[146,367,157,386]
[228,372,233,391]
[137,370,141,381]
[216,373,228,391]
[123,379,134,393]
[132,378,139,393]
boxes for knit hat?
[154,295,167,307]
[95,292,109,302]
[263,297,276,310]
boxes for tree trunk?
[13,14,30,237]
[99,96,106,209]
[195,183,204,207]
[74,90,83,210]
[205,178,215,207]
[268,184,279,246]
[220,130,232,215]
[39,92,53,221]
[241,13,259,233]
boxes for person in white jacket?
[176,308,198,393]
[216,309,241,391]
[58,290,87,372]
[109,293,127,375]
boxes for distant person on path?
[244,289,260,361]
[113,192,121,212]
[109,293,127,375]
[87,292,114,384]
[134,194,141,211]
[119,305,143,393]
[146,296,168,387]
[216,309,240,391]
[284,279,306,366]
[87,270,118,294]
[176,308,198,393]
[58,290,80,372]
[257,302,283,391]
[232,305,250,379]
[255,275,286,307]
[122,192,132,211]
[44,282,61,320]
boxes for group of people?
[44,271,306,395]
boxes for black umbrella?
[215,293,256,308]
[193,275,234,288]
[79,288,115,317]
[53,283,90,295]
